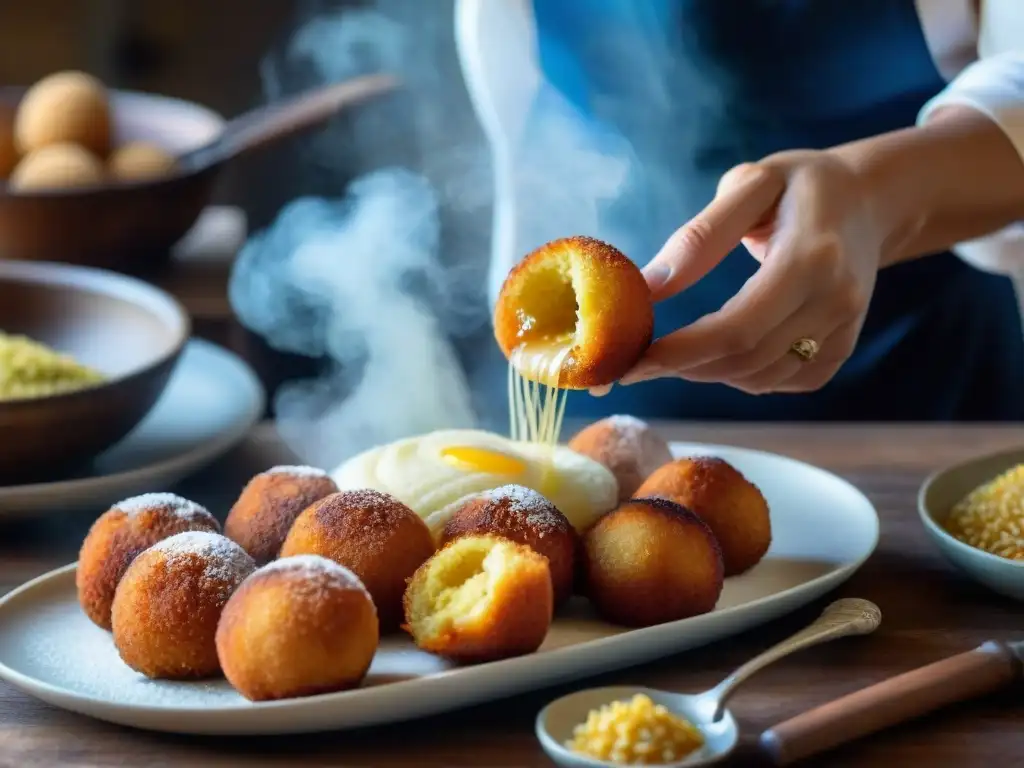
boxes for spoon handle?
[184,74,398,168]
[709,598,881,719]
[759,641,1021,765]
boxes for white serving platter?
[0,442,879,736]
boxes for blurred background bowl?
[918,447,1024,601]
[0,87,225,271]
[0,260,189,481]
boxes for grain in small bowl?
[0,260,189,481]
[918,447,1024,601]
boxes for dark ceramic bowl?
[0,75,396,271]
[0,260,190,481]
[0,89,225,270]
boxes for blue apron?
[506,0,1024,421]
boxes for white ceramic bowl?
[918,447,1024,601]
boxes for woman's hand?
[620,150,884,395]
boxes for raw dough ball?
[9,143,104,192]
[15,71,112,156]
[108,141,178,182]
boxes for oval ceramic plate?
[0,443,878,735]
[0,339,265,517]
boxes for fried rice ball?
[635,457,772,576]
[224,465,339,565]
[107,141,178,181]
[111,531,255,679]
[216,555,379,701]
[279,489,435,632]
[437,485,576,605]
[568,415,674,502]
[493,236,654,389]
[403,534,553,662]
[582,497,724,627]
[76,493,221,630]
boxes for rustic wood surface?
[1,422,1024,767]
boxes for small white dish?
[0,443,878,736]
[0,339,265,517]
[918,447,1024,601]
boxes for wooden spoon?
[760,640,1023,765]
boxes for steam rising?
[230,0,683,469]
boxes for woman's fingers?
[644,163,786,301]
[622,253,809,383]
[773,321,860,392]
[663,303,842,384]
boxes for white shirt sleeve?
[917,51,1024,275]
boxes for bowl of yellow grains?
[0,260,188,481]
[919,448,1024,601]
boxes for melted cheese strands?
[509,341,571,447]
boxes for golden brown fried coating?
[216,555,379,701]
[635,457,771,576]
[582,497,724,627]
[438,485,576,605]
[224,465,338,565]
[569,415,674,502]
[76,493,220,630]
[111,531,255,679]
[403,534,553,662]
[279,489,435,632]
[493,236,654,389]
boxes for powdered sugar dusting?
[263,465,329,478]
[602,414,658,454]
[149,532,255,587]
[484,484,568,532]
[258,554,371,599]
[113,493,214,523]
[575,415,674,494]
[335,488,400,508]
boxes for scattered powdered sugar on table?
[257,554,371,599]
[263,465,329,478]
[149,531,255,586]
[113,493,214,523]
[484,484,568,533]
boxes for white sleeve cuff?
[918,51,1024,274]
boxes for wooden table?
[2,423,1024,767]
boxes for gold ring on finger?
[790,337,820,362]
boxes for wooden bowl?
[0,260,190,482]
[0,88,225,270]
[0,75,396,270]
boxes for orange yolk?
[440,446,527,476]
